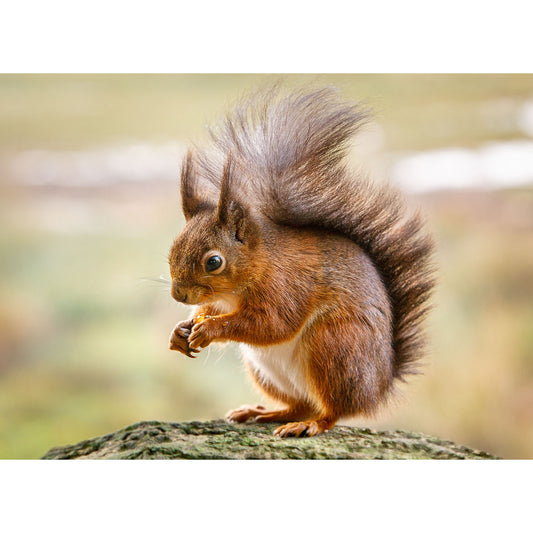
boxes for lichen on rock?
[41,420,497,459]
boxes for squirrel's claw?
[185,348,200,358]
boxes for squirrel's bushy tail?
[197,85,437,378]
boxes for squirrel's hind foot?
[274,418,336,438]
[225,404,268,423]
[226,405,312,425]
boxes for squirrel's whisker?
[140,276,172,286]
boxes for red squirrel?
[168,86,436,438]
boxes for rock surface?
[41,420,497,459]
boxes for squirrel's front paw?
[169,319,199,358]
[189,318,220,350]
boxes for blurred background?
[0,74,532,459]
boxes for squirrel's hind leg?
[303,314,394,425]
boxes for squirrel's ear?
[180,150,200,221]
[216,154,249,243]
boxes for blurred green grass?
[0,74,532,459]
[2,74,533,150]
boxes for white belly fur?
[240,330,313,405]
[199,297,316,405]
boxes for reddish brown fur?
[168,85,437,437]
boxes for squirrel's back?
[190,85,437,380]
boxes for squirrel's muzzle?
[171,284,189,304]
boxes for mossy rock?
[41,420,497,459]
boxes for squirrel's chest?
[240,333,310,402]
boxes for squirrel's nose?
[171,284,188,303]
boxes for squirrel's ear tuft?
[225,199,248,243]
[216,154,249,243]
[180,150,201,221]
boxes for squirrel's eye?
[205,254,225,274]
